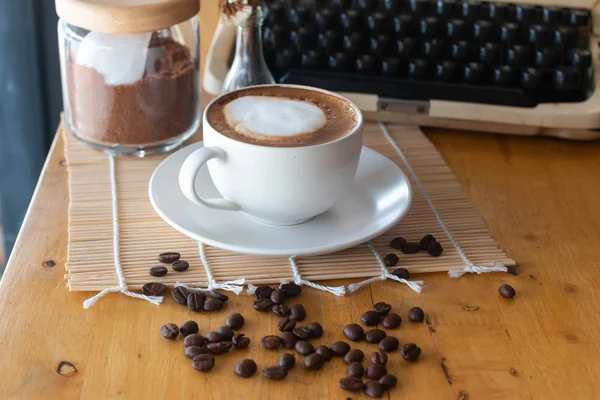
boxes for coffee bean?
[184,333,205,347]
[427,241,443,257]
[149,266,168,277]
[379,374,398,389]
[295,340,315,355]
[171,286,190,305]
[172,260,189,272]
[180,321,199,337]
[280,283,302,297]
[330,341,351,356]
[370,351,388,365]
[379,336,400,352]
[391,268,410,280]
[419,234,436,251]
[232,333,250,349]
[382,313,402,329]
[263,366,287,380]
[187,292,205,312]
[261,335,282,350]
[315,345,332,361]
[304,353,325,370]
[158,252,180,263]
[207,342,232,355]
[401,343,421,362]
[209,290,229,302]
[401,243,420,254]
[278,353,296,370]
[272,304,290,317]
[361,311,381,326]
[235,359,257,378]
[499,284,516,298]
[307,322,324,338]
[254,285,273,299]
[226,313,245,330]
[204,298,224,312]
[373,302,391,316]
[343,324,365,342]
[204,331,224,343]
[339,376,364,392]
[142,282,168,296]
[279,332,297,349]
[365,329,387,344]
[408,307,425,322]
[192,354,214,372]
[217,325,234,340]
[348,362,365,377]
[344,349,364,364]
[364,381,384,398]
[390,236,408,249]
[185,345,208,359]
[253,298,273,312]
[292,325,312,340]
[383,253,399,267]
[278,317,296,332]
[289,304,306,321]
[366,363,387,379]
[270,288,285,305]
[160,323,179,339]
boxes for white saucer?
[149,142,412,257]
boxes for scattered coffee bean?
[184,333,206,347]
[192,354,214,372]
[366,363,387,379]
[263,366,287,380]
[292,325,312,340]
[379,374,398,389]
[160,323,179,339]
[217,325,234,340]
[253,298,273,312]
[171,286,190,305]
[370,351,388,365]
[261,335,282,350]
[280,283,302,297]
[232,333,250,349]
[149,266,168,277]
[382,313,402,329]
[391,268,410,280]
[343,324,365,342]
[295,340,315,355]
[272,304,290,317]
[209,290,229,302]
[180,320,199,337]
[204,331,224,343]
[204,298,224,312]
[339,376,365,392]
[235,359,257,378]
[408,307,425,322]
[427,241,443,257]
[207,342,232,355]
[390,237,408,250]
[226,313,245,330]
[419,234,436,251]
[348,362,365,377]
[307,322,324,338]
[185,345,208,359]
[158,252,180,263]
[383,253,399,267]
[330,341,351,356]
[361,311,381,326]
[344,349,364,364]
[365,329,387,344]
[278,353,296,370]
[401,243,420,254]
[277,317,296,332]
[499,284,516,299]
[304,353,325,370]
[373,302,391,316]
[364,381,384,398]
[279,332,297,349]
[289,304,306,321]
[401,343,422,362]
[270,288,285,305]
[142,282,168,296]
[187,292,205,312]
[254,285,273,299]
[379,336,400,352]
[172,260,189,272]
[315,345,332,361]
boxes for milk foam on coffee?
[223,96,327,138]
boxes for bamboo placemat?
[64,122,515,293]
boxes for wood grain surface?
[1,2,600,399]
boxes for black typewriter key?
[420,17,439,38]
[393,14,414,37]
[521,67,543,89]
[554,26,577,47]
[332,0,353,11]
[396,37,418,57]
[318,30,341,52]
[315,9,335,30]
[409,0,430,16]
[554,67,581,90]
[446,19,466,40]
[290,28,315,51]
[515,4,534,23]
[479,42,500,64]
[450,40,470,62]
[422,39,444,59]
[341,10,361,31]
[275,49,299,70]
[568,49,592,69]
[381,57,402,76]
[461,1,480,22]
[301,50,324,69]
[542,6,561,25]
[535,48,557,68]
[369,35,390,56]
[507,45,529,68]
[463,62,484,84]
[264,25,287,49]
[328,53,351,71]
[343,33,365,53]
[570,10,589,27]
[436,0,459,19]
[358,0,379,12]
[473,20,494,43]
[408,58,431,80]
[355,54,377,74]
[435,60,456,81]
[289,6,311,26]
[500,23,519,45]
[265,4,286,25]
[488,3,507,23]
[528,25,550,47]
[493,65,518,86]
[368,13,389,34]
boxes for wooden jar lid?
[56,0,200,34]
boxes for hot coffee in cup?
[179,84,363,225]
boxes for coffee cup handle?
[179,147,241,212]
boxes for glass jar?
[56,0,201,157]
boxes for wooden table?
[2,5,600,400]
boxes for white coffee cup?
[179,84,364,226]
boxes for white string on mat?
[288,256,346,296]
[378,122,508,278]
[83,155,163,309]
[347,242,424,294]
